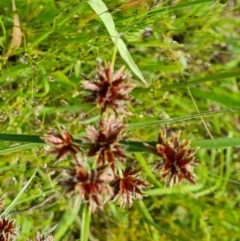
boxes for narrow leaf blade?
[87,0,147,85]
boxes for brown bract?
[0,216,18,241]
[110,167,150,207]
[60,162,113,213]
[152,129,198,187]
[82,64,135,115]
[26,231,53,241]
[82,116,127,170]
[41,125,82,162]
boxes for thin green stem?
[80,204,91,241]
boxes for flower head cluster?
[41,61,200,217]
[110,166,150,207]
[0,216,18,241]
[42,125,82,162]
[82,64,135,115]
[82,115,127,170]
[61,161,113,212]
[151,129,198,187]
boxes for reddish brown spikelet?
[0,216,18,241]
[82,63,135,115]
[110,167,150,207]
[153,129,198,187]
[82,115,127,170]
[35,231,53,241]
[27,231,53,241]
[60,162,113,212]
[26,231,53,241]
[41,125,82,162]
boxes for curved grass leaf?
[125,137,240,151]
[2,168,38,216]
[87,0,147,85]
[133,70,240,94]
[190,88,240,107]
[161,70,240,91]
[0,143,39,155]
[127,108,240,130]
[148,0,216,16]
[116,0,215,24]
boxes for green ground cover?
[0,0,240,240]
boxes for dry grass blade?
[5,0,22,57]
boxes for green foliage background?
[0,0,240,240]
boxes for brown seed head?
[153,129,198,187]
[110,167,150,208]
[41,125,82,162]
[60,162,113,212]
[82,63,135,115]
[82,115,127,171]
[0,216,18,241]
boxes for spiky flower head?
[60,161,113,212]
[110,167,150,207]
[152,129,198,187]
[82,63,135,115]
[41,125,82,162]
[82,115,127,171]
[0,216,18,241]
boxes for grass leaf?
[87,0,147,85]
[2,168,38,216]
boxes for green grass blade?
[0,134,240,155]
[0,143,40,155]
[87,0,147,85]
[134,152,161,187]
[192,137,240,148]
[2,168,38,216]
[161,70,240,90]
[0,134,43,143]
[148,0,215,16]
[116,0,215,24]
[145,185,204,196]
[125,137,240,152]
[54,203,81,241]
[126,137,240,151]
[49,71,77,88]
[127,108,240,130]
[190,88,240,107]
